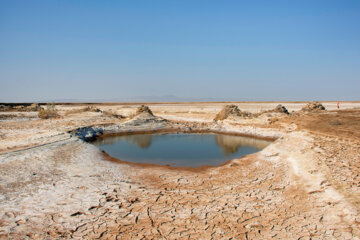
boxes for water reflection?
[93,133,273,167]
[95,134,153,149]
[214,134,271,156]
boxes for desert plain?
[0,101,360,239]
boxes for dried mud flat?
[0,102,360,239]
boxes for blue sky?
[0,0,359,102]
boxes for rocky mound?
[273,104,289,114]
[302,101,326,112]
[83,106,102,112]
[0,105,11,112]
[126,105,168,126]
[214,104,252,121]
[28,103,41,111]
[136,105,154,116]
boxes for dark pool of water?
[93,133,272,167]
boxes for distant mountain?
[42,95,222,103]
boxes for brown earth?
[282,109,360,139]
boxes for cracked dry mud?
[0,102,360,239]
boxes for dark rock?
[71,127,104,141]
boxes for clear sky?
[1,0,359,102]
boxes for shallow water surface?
[93,133,272,167]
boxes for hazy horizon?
[1,1,359,102]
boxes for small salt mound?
[273,104,289,114]
[136,105,154,116]
[28,103,41,111]
[214,105,251,121]
[301,102,326,112]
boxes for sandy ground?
[0,102,360,239]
